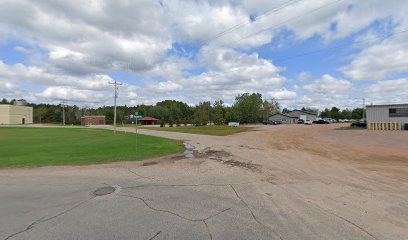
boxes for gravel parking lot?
[1,124,407,240]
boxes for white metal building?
[269,110,317,124]
[0,105,33,124]
[269,113,298,124]
[366,104,408,130]
[285,110,318,121]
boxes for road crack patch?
[128,168,156,180]
[230,185,284,240]
[148,230,161,240]
[118,193,231,222]
[3,197,94,240]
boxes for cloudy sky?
[1,0,408,109]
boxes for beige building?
[0,105,33,124]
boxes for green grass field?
[0,128,182,168]
[144,125,251,136]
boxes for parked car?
[262,120,282,125]
[315,119,330,124]
[350,119,367,128]
[324,118,337,123]
[304,119,313,125]
[297,119,305,124]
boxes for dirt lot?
[262,124,408,180]
[1,124,407,240]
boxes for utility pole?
[62,100,66,126]
[362,98,366,120]
[109,80,122,133]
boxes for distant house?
[81,116,105,125]
[286,109,317,122]
[269,109,317,124]
[269,113,298,124]
[139,117,159,125]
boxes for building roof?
[366,103,408,108]
[290,109,318,116]
[270,112,298,118]
[139,117,159,121]
[0,104,32,108]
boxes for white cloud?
[366,78,408,104]
[303,74,351,94]
[268,88,296,100]
[298,72,311,82]
[13,46,33,54]
[0,0,173,75]
[38,86,106,103]
[0,60,113,90]
[1,0,408,109]
[153,81,183,92]
[341,34,408,80]
[0,82,20,94]
[301,74,353,108]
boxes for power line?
[179,0,347,83]
[217,0,345,49]
[274,28,408,62]
[188,27,408,82]
[209,0,303,43]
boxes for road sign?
[135,115,143,119]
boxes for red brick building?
[81,116,106,125]
[139,117,159,125]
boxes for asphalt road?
[1,124,407,240]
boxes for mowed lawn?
[0,128,182,168]
[144,125,251,136]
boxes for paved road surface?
[1,124,407,240]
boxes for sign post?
[133,112,143,150]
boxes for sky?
[1,0,408,109]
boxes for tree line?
[319,107,364,120]
[1,95,364,125]
[1,94,278,125]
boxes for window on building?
[389,108,408,117]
